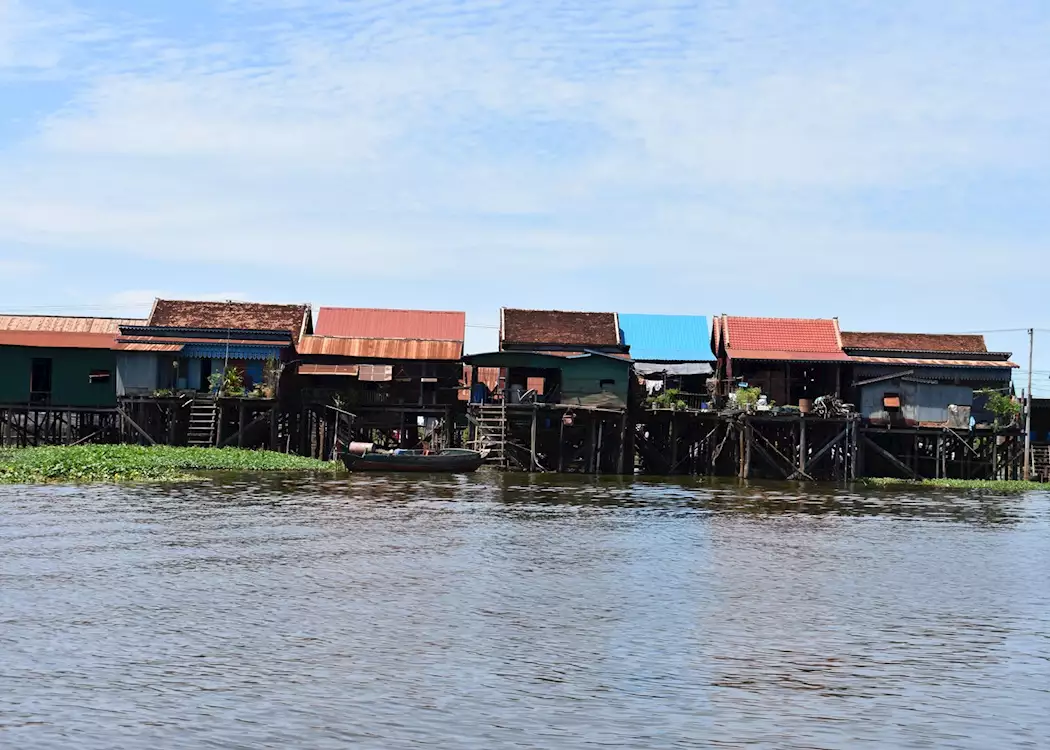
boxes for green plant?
[152,388,174,398]
[209,367,245,396]
[649,388,688,410]
[735,386,761,409]
[977,389,1021,428]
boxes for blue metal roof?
[618,313,714,362]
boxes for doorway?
[30,358,53,404]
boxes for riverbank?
[0,445,340,484]
[861,477,1050,491]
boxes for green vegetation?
[0,445,340,484]
[734,386,761,409]
[649,388,688,410]
[861,477,1050,492]
[976,388,1021,428]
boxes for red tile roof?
[298,335,462,361]
[0,315,144,349]
[314,308,465,341]
[842,332,988,354]
[502,309,622,349]
[720,316,848,362]
[148,300,311,343]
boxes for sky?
[1,0,1049,391]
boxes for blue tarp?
[618,313,714,363]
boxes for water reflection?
[2,475,1048,749]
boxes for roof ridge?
[318,306,466,315]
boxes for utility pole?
[1024,328,1034,482]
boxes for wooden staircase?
[1032,444,1050,482]
[471,403,508,467]
[187,396,218,447]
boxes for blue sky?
[2,1,1049,391]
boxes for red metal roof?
[298,335,462,361]
[842,332,988,354]
[314,308,465,341]
[721,316,848,362]
[502,309,622,348]
[149,300,311,343]
[0,316,145,349]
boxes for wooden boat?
[341,448,486,473]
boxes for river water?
[2,474,1049,749]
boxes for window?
[599,379,616,388]
[89,370,112,383]
[30,358,53,405]
[883,393,901,410]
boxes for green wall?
[470,351,631,408]
[0,346,118,407]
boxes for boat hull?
[341,449,485,473]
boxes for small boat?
[341,448,486,473]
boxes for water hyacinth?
[860,477,1050,492]
[0,445,341,484]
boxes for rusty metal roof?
[502,309,622,349]
[114,342,186,353]
[842,332,989,354]
[0,315,145,349]
[299,364,361,376]
[298,335,463,360]
[149,300,312,343]
[720,316,848,362]
[117,335,270,347]
[315,308,465,341]
[850,355,1018,369]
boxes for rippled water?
[3,474,1050,749]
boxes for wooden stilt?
[530,405,538,472]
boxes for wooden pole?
[596,419,604,475]
[1024,327,1034,481]
[670,415,678,474]
[799,417,807,474]
[743,422,752,479]
[238,401,247,448]
[587,417,597,474]
[530,405,538,472]
[617,412,628,475]
[558,412,566,473]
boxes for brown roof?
[842,332,988,354]
[315,308,465,341]
[114,342,186,353]
[502,309,621,348]
[148,300,312,343]
[720,316,848,362]
[850,356,1018,369]
[0,315,145,349]
[298,335,462,361]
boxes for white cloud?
[0,0,1048,291]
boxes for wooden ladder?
[188,396,218,447]
[471,403,508,467]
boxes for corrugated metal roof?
[850,355,1019,368]
[0,315,145,350]
[299,364,360,376]
[721,316,848,361]
[298,335,462,360]
[117,335,272,347]
[0,330,122,349]
[314,308,465,341]
[842,332,989,353]
[0,315,144,333]
[502,309,622,348]
[114,342,185,352]
[149,300,311,343]
[618,313,714,362]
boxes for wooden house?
[842,332,1017,427]
[618,313,715,407]
[296,307,467,448]
[711,315,849,406]
[114,300,312,396]
[0,315,143,407]
[465,309,633,409]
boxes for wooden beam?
[530,405,538,472]
[115,407,157,446]
[752,426,813,480]
[789,427,847,479]
[861,435,922,480]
